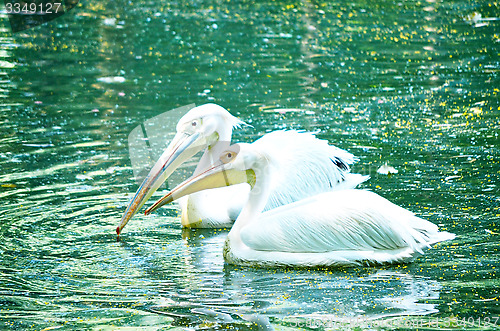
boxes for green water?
[0,0,499,330]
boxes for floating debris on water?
[377,163,398,175]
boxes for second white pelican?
[146,143,455,267]
[117,103,368,234]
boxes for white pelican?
[145,142,455,267]
[117,103,368,234]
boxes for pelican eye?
[187,119,201,132]
[220,151,237,164]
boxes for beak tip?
[116,226,121,235]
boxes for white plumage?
[147,142,455,267]
[117,103,367,233]
[184,130,368,228]
[227,190,454,267]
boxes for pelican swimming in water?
[145,141,455,267]
[117,103,368,234]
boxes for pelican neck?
[229,156,272,234]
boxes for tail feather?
[336,174,370,190]
[426,231,456,245]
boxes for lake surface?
[0,0,499,330]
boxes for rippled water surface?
[0,0,499,330]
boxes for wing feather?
[252,131,368,211]
[240,190,444,254]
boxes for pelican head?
[145,143,260,214]
[117,104,247,235]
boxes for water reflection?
[144,228,442,329]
